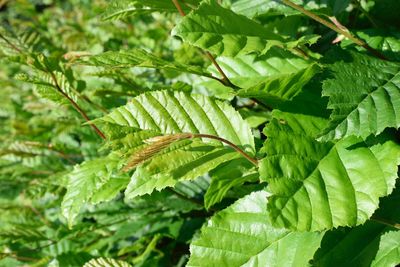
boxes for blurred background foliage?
[0,0,399,266]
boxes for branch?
[371,216,400,230]
[280,0,387,60]
[48,71,106,140]
[0,32,22,53]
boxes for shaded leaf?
[204,158,258,209]
[237,63,321,107]
[313,186,400,267]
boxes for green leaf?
[172,0,315,57]
[98,90,255,153]
[17,71,80,104]
[61,155,120,227]
[91,176,130,204]
[231,0,294,18]
[101,0,176,21]
[313,221,388,267]
[188,190,324,266]
[208,47,312,88]
[319,52,400,141]
[237,63,321,107]
[260,110,400,231]
[101,0,200,21]
[204,158,258,209]
[342,29,400,61]
[82,49,212,78]
[83,257,132,267]
[371,230,400,267]
[231,0,351,18]
[98,90,254,198]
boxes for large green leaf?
[319,52,400,141]
[188,190,324,266]
[259,110,400,231]
[82,49,212,79]
[172,0,318,57]
[61,155,120,227]
[98,90,254,198]
[208,47,312,88]
[199,47,312,97]
[98,90,254,153]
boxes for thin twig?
[0,32,22,53]
[280,0,387,60]
[48,71,106,140]
[371,216,400,230]
[171,0,236,87]
[353,0,379,28]
[0,33,107,138]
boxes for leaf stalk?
[48,71,106,140]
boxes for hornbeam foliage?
[260,111,400,231]
[1,0,400,266]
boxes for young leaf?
[259,110,400,231]
[188,190,324,266]
[319,52,400,140]
[81,49,212,79]
[83,257,131,267]
[172,0,316,57]
[61,155,120,227]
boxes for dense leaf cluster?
[0,0,400,266]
